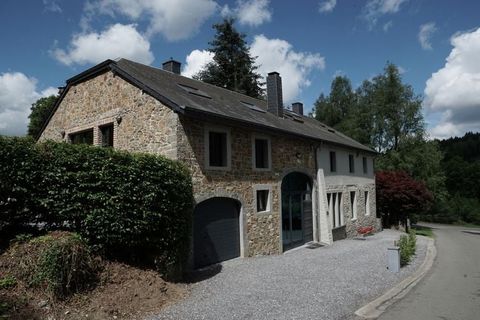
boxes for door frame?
[279,170,315,252]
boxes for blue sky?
[1,0,479,138]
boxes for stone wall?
[176,116,317,257]
[39,71,179,159]
[39,70,380,259]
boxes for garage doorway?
[193,197,241,269]
[281,172,313,251]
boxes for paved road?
[379,223,480,320]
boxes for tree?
[359,63,424,153]
[194,18,263,98]
[376,171,433,230]
[314,76,355,131]
[28,95,57,138]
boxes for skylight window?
[177,83,212,99]
[241,101,266,113]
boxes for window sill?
[351,218,358,222]
[256,210,272,215]
[206,165,231,171]
[253,167,272,172]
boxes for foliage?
[0,275,16,289]
[376,171,433,228]
[313,63,424,153]
[194,18,263,98]
[412,225,434,238]
[0,137,193,277]
[314,76,355,131]
[27,95,57,138]
[399,230,416,266]
[5,232,99,299]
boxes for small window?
[209,131,227,167]
[256,189,270,212]
[365,191,370,216]
[206,127,231,170]
[100,123,114,147]
[349,154,355,173]
[350,191,357,220]
[253,137,270,170]
[363,157,368,174]
[330,151,336,172]
[69,129,93,145]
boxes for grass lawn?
[453,222,480,229]
[412,225,434,237]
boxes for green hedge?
[0,136,193,277]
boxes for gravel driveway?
[152,230,428,320]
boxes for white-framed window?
[254,184,272,214]
[252,134,271,170]
[327,192,343,228]
[205,126,231,170]
[365,191,370,216]
[350,191,357,220]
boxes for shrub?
[0,275,16,289]
[5,232,99,299]
[399,230,416,266]
[0,137,193,278]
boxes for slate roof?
[42,58,375,153]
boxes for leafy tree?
[194,18,263,98]
[28,95,57,138]
[357,63,424,153]
[314,76,355,130]
[376,171,433,230]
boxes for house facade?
[39,58,380,269]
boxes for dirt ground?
[0,259,188,320]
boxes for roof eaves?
[182,107,377,155]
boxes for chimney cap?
[268,71,280,76]
[163,58,181,64]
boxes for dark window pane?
[255,138,269,168]
[330,151,336,172]
[209,131,227,167]
[363,157,368,174]
[349,154,355,173]
[70,129,93,145]
[257,190,269,212]
[100,124,114,147]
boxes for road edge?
[354,236,437,319]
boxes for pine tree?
[194,18,263,98]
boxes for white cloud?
[221,0,272,27]
[182,50,215,78]
[84,0,218,41]
[250,34,325,102]
[418,22,437,50]
[424,27,480,139]
[183,35,325,102]
[362,0,407,28]
[43,0,62,13]
[319,0,336,13]
[383,20,393,32]
[0,72,56,136]
[52,23,154,66]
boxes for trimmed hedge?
[0,136,193,277]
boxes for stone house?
[39,58,380,269]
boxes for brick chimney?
[162,58,181,74]
[266,72,284,117]
[292,102,303,116]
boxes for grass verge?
[412,225,434,238]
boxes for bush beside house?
[0,136,193,278]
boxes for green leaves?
[0,137,193,277]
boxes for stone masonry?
[40,69,380,260]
